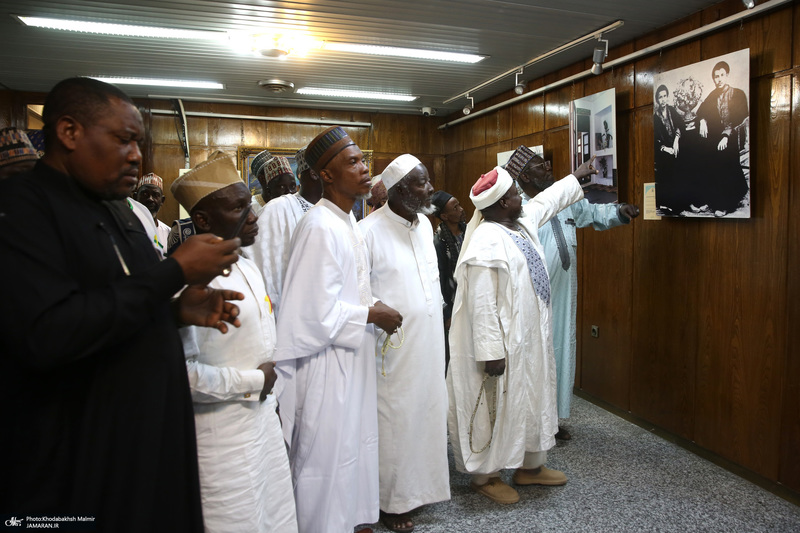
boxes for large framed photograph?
[569,88,618,204]
[653,48,750,218]
[237,146,374,218]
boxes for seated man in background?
[172,152,297,533]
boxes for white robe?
[359,205,451,514]
[181,256,297,533]
[248,193,313,317]
[155,219,171,257]
[275,198,379,533]
[447,176,583,475]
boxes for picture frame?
[237,146,374,218]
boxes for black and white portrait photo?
[653,49,750,218]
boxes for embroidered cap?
[295,148,310,175]
[171,151,243,212]
[0,127,39,167]
[250,149,272,180]
[504,145,536,180]
[264,156,294,183]
[305,126,356,173]
[137,172,163,191]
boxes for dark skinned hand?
[574,155,600,183]
[620,204,640,220]
[171,233,241,286]
[484,358,506,377]
[258,361,278,401]
[177,285,244,333]
[368,300,403,335]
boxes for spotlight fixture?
[742,0,755,8]
[514,68,525,95]
[591,38,609,75]
[463,95,474,115]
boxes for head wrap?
[137,172,163,191]
[305,126,355,173]
[171,152,243,212]
[470,166,514,210]
[371,174,382,187]
[250,149,272,180]
[295,148,310,175]
[381,154,422,190]
[458,166,516,272]
[504,145,536,180]
[0,127,39,167]
[431,190,453,214]
[264,156,294,183]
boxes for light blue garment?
[533,198,628,419]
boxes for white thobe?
[126,198,164,258]
[539,200,627,418]
[359,206,451,514]
[447,176,583,475]
[181,256,297,533]
[247,193,313,317]
[155,219,170,257]
[274,198,379,533]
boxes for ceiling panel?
[0,0,723,115]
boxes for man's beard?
[400,193,435,215]
[355,190,372,202]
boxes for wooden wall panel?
[633,41,702,110]
[628,104,698,440]
[578,110,636,410]
[511,95,545,139]
[693,76,790,479]
[700,10,792,78]
[445,147,485,219]
[781,74,800,492]
[584,63,636,112]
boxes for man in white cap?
[247,147,322,317]
[446,157,596,505]
[134,172,171,251]
[359,154,450,533]
[172,152,298,533]
[274,126,402,533]
[506,146,640,440]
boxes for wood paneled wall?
[142,101,445,223]
[442,0,800,495]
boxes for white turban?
[469,166,514,210]
[458,166,516,270]
[381,154,422,190]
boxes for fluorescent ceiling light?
[17,16,225,40]
[323,42,485,63]
[296,88,417,101]
[91,77,224,89]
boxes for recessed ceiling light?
[17,16,225,40]
[91,77,224,89]
[296,88,417,101]
[323,42,485,63]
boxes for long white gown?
[447,177,583,474]
[359,205,451,514]
[275,198,379,533]
[247,193,313,317]
[181,256,298,533]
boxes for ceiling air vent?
[258,79,295,93]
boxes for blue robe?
[537,199,628,418]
